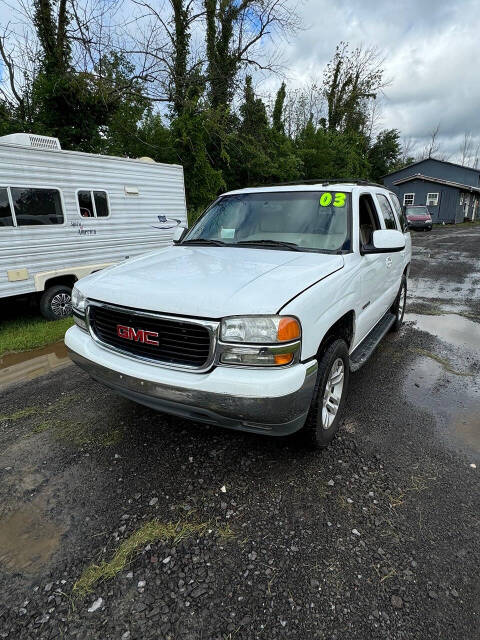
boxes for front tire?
[390,276,407,332]
[301,339,350,449]
[40,285,73,320]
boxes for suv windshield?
[183,191,351,253]
[406,206,430,217]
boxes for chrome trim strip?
[86,299,219,373]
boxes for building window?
[403,193,414,206]
[376,194,399,230]
[77,190,110,218]
[10,187,64,226]
[426,193,439,206]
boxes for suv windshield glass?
[406,206,429,217]
[183,191,351,253]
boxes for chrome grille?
[88,302,214,369]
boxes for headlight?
[219,316,301,367]
[72,286,86,312]
[72,286,87,331]
[220,316,301,344]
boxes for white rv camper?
[0,133,187,319]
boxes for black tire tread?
[390,276,407,332]
[301,338,350,449]
[39,285,72,321]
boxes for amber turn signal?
[274,353,294,365]
[277,317,301,342]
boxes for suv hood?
[79,245,344,318]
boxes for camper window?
[77,190,110,218]
[11,187,64,226]
[0,187,13,226]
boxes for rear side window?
[78,190,109,218]
[0,187,13,226]
[11,187,64,226]
[389,192,408,231]
[376,194,398,230]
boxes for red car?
[406,205,433,231]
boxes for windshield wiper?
[234,239,303,251]
[179,238,227,246]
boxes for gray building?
[383,158,480,223]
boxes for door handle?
[385,256,392,268]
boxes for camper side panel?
[0,146,187,300]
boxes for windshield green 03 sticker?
[319,192,346,208]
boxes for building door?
[473,197,479,221]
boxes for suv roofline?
[223,180,388,197]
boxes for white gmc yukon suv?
[65,182,411,448]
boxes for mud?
[0,505,65,573]
[0,341,70,387]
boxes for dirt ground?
[0,225,479,640]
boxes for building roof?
[383,156,480,179]
[392,173,480,194]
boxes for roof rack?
[252,178,386,189]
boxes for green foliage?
[368,129,402,181]
[297,123,370,181]
[273,82,286,133]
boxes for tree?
[323,42,386,134]
[204,0,301,111]
[368,129,402,181]
[272,81,286,132]
[422,123,441,159]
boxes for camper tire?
[40,285,73,320]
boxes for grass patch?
[73,520,234,597]
[411,348,474,377]
[31,417,123,447]
[0,316,73,356]
[0,406,37,422]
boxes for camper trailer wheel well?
[43,275,77,291]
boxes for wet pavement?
[0,225,479,639]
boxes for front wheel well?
[316,311,355,357]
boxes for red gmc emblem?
[116,324,159,346]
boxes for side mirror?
[172,225,187,242]
[361,229,405,255]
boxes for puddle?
[405,313,480,351]
[0,505,65,573]
[0,341,70,387]
[403,356,480,457]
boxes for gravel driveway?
[0,225,479,640]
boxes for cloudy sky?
[275,0,480,162]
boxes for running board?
[349,311,396,372]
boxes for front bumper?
[65,326,318,436]
[408,221,432,230]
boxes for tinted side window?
[376,194,398,230]
[0,187,13,226]
[78,190,94,217]
[389,192,407,231]
[94,191,109,217]
[11,188,64,226]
